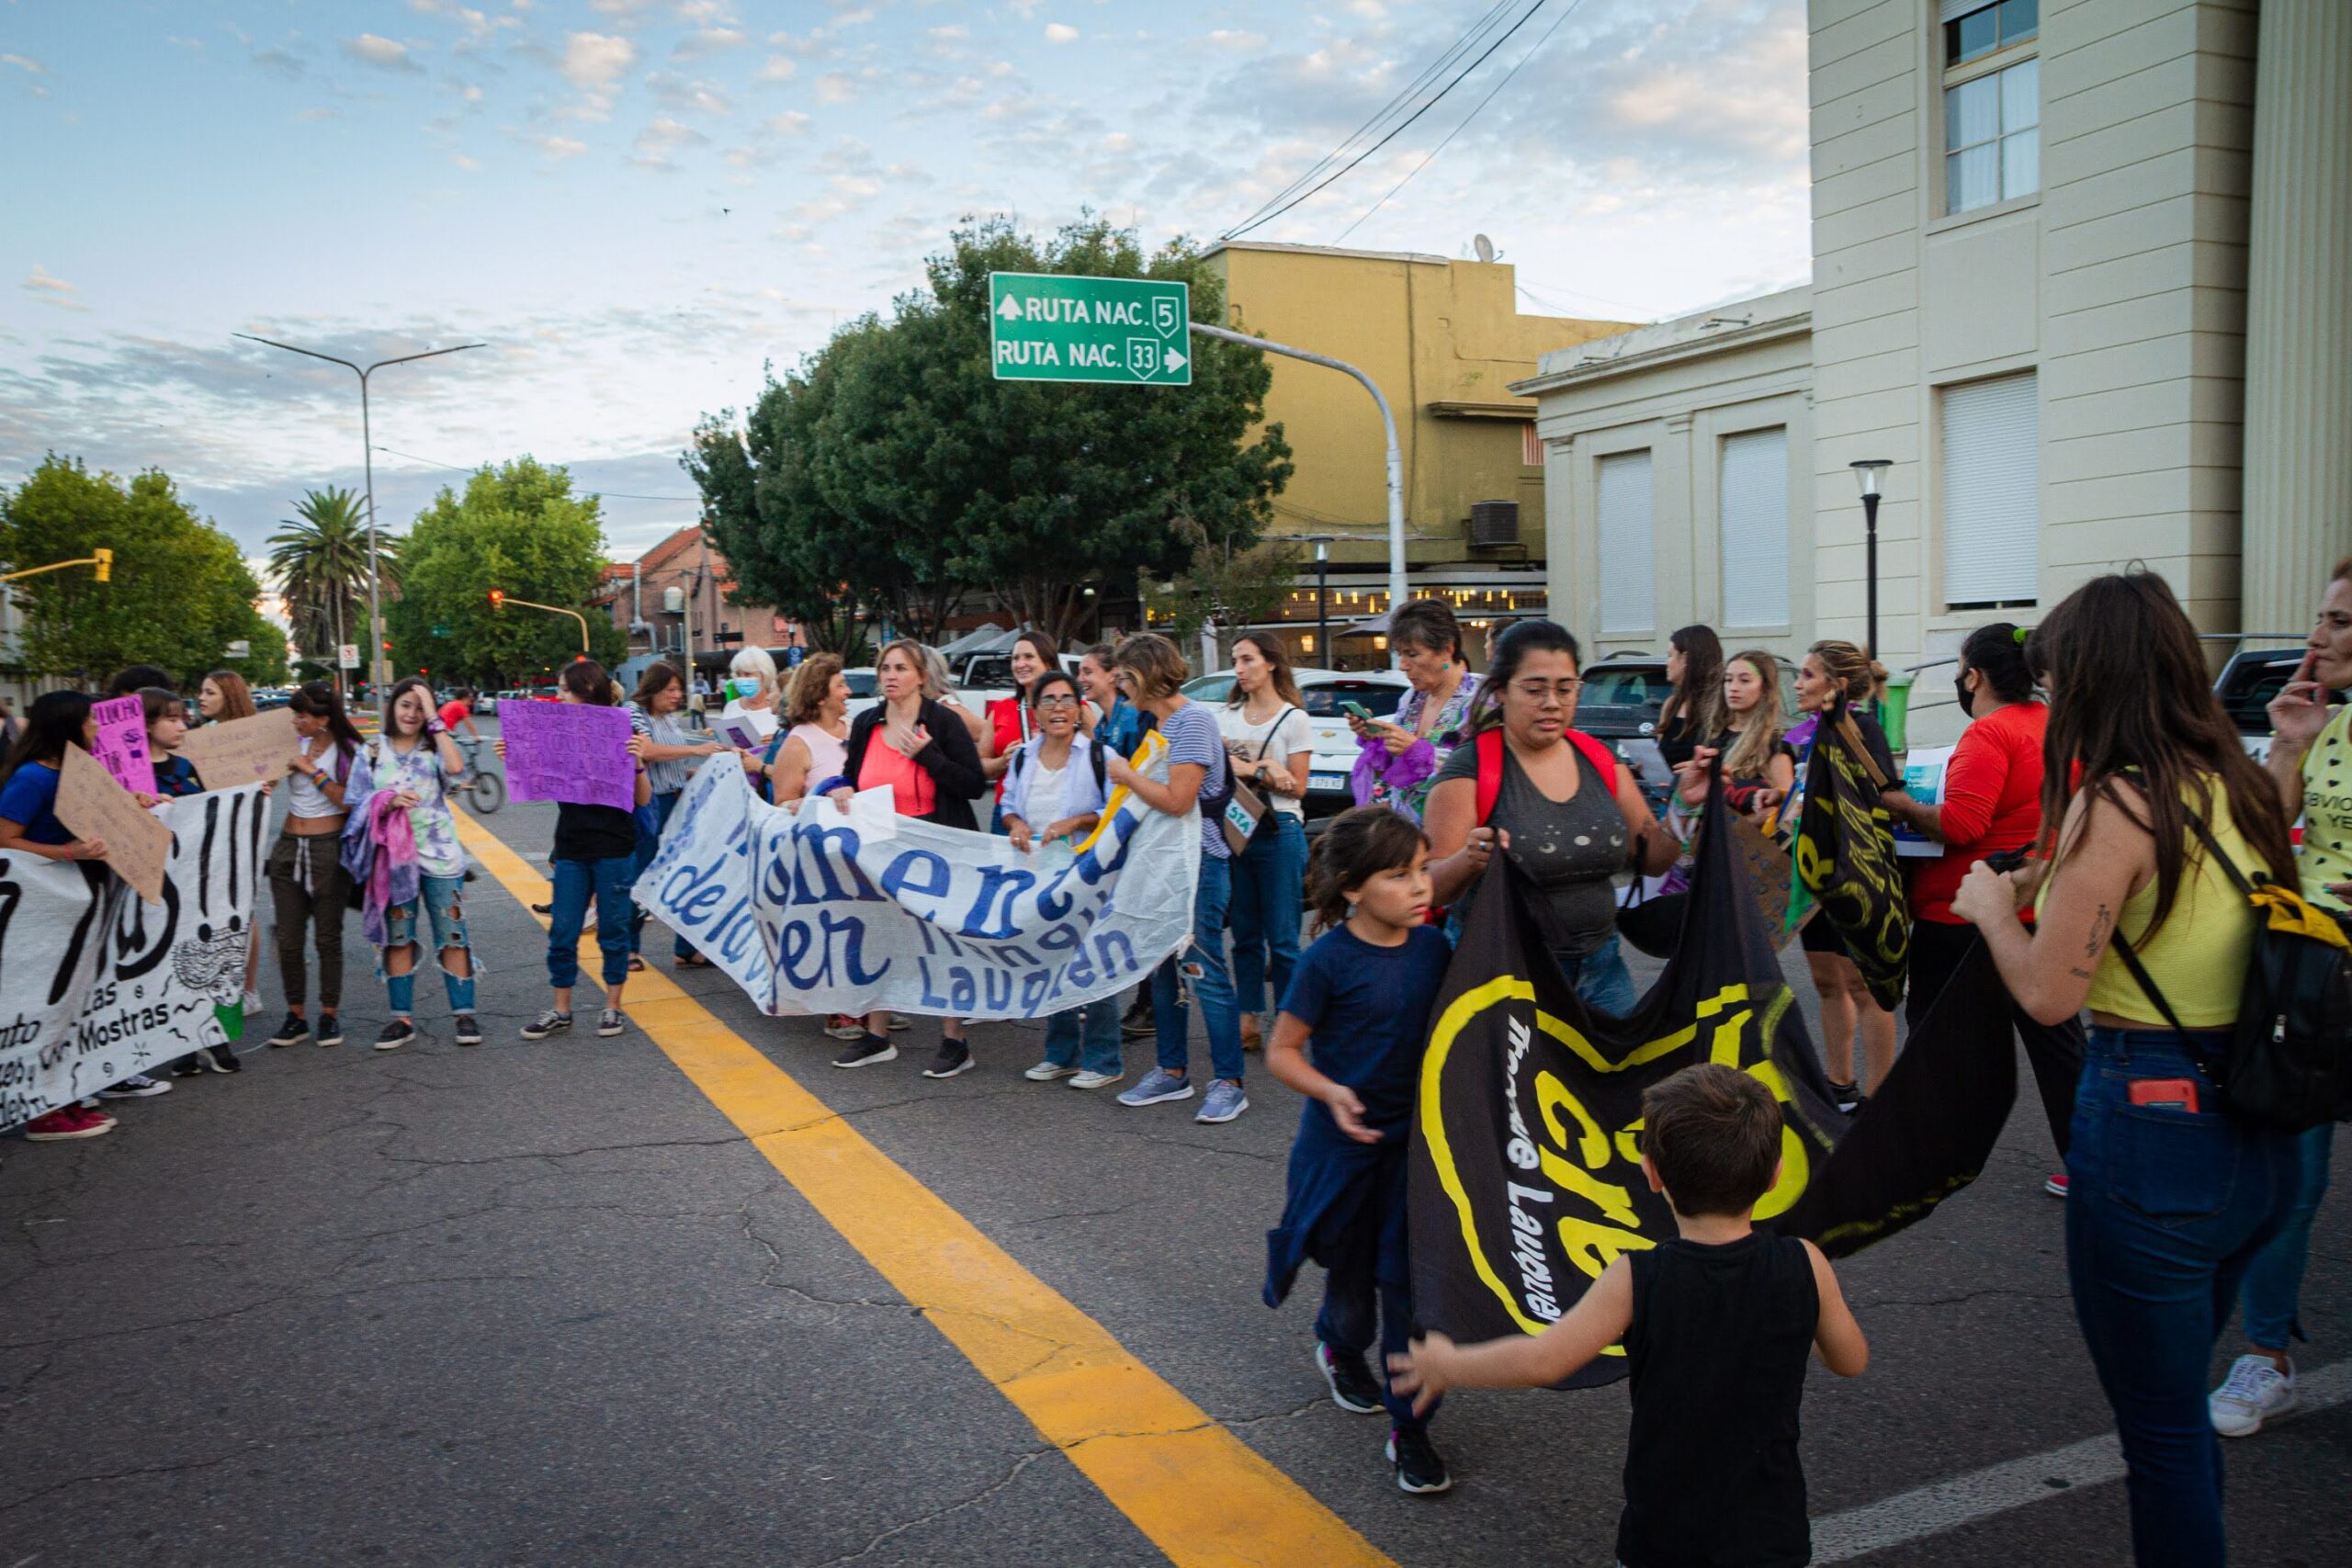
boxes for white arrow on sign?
[996,295,1023,321]
[1164,350,1187,375]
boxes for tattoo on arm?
[2085,904,2113,960]
[2069,965,2094,979]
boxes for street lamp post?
[234,333,485,691]
[1850,459,1893,657]
[1288,534,1338,665]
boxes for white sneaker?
[2210,1353,2297,1437]
[1068,1069,1124,1090]
[1023,1061,1080,1081]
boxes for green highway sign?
[989,272,1191,386]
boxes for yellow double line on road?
[453,810,1391,1567]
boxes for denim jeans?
[2236,1122,2335,1351]
[1317,1217,1433,1435]
[383,874,477,1015]
[630,791,695,960]
[2065,1026,2299,1568]
[549,853,636,990]
[1152,852,1246,1082]
[1557,934,1637,1017]
[1229,812,1306,1017]
[1042,995,1123,1076]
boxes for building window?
[1521,423,1543,468]
[1719,429,1789,627]
[1939,371,2040,610]
[1596,450,1655,636]
[1940,1,2038,215]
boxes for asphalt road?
[4,750,2347,1567]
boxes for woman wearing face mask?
[1349,598,1480,823]
[720,648,783,740]
[1883,625,2082,1190]
[1004,671,1122,1089]
[982,631,1058,831]
[264,682,362,1051]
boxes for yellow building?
[1199,240,1629,665]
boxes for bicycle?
[453,735,506,815]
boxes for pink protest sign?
[88,694,156,795]
[496,699,635,811]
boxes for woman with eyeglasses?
[1424,620,1680,1013]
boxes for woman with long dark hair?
[264,682,363,1050]
[628,660,730,971]
[982,630,1059,830]
[1220,632,1314,1053]
[346,675,477,1051]
[1655,625,1727,772]
[1951,572,2299,1566]
[1426,620,1680,1013]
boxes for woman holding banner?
[1424,620,1680,1015]
[346,677,479,1052]
[1006,671,1122,1089]
[982,631,1058,831]
[1951,571,2300,1568]
[822,638,989,1077]
[198,668,267,1015]
[628,661,729,972]
[719,647,784,741]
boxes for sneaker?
[923,1038,975,1079]
[2044,1172,2070,1199]
[1024,1061,1080,1082]
[519,1010,572,1042]
[823,1015,865,1042]
[374,1020,415,1052]
[1386,1427,1453,1495]
[1317,1344,1384,1416]
[202,1043,243,1074]
[97,1074,171,1100]
[24,1105,114,1141]
[1195,1079,1250,1124]
[167,1055,208,1079]
[2211,1353,2297,1437]
[888,1013,912,1032]
[597,1009,627,1038]
[314,1014,345,1048]
[242,988,265,1017]
[266,1014,311,1048]
[1116,1066,1194,1108]
[1827,1081,1860,1113]
[1069,1068,1124,1091]
[1120,997,1153,1039]
[453,1014,484,1046]
[832,1034,897,1068]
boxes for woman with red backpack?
[1424,620,1681,1014]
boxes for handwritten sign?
[54,744,174,904]
[89,694,156,796]
[497,699,635,810]
[177,706,300,790]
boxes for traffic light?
[488,588,505,610]
[93,547,112,582]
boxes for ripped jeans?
[381,874,478,1016]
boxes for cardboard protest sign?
[88,694,155,796]
[497,699,635,811]
[0,784,266,1128]
[636,733,1195,1020]
[177,706,300,790]
[53,745,174,904]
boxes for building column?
[2241,0,2352,633]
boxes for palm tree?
[266,487,396,671]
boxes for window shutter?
[1940,372,2040,605]
[1719,429,1790,627]
[1939,0,1990,22]
[1596,451,1655,635]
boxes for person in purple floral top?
[1348,598,1481,823]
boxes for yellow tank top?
[2041,778,2260,1028]
[2299,705,2352,913]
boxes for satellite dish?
[1474,233,1495,264]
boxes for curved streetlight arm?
[494,595,592,655]
[1186,321,1408,662]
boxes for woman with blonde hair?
[1674,649,1794,823]
[919,643,991,749]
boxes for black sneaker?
[314,1013,345,1048]
[374,1020,415,1053]
[922,1038,974,1079]
[1317,1344,1383,1416]
[452,1014,483,1046]
[168,1055,207,1079]
[203,1043,243,1074]
[1386,1427,1452,1495]
[832,1033,897,1069]
[266,1014,311,1048]
[519,1010,572,1042]
[1120,996,1153,1039]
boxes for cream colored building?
[1523,0,2348,734]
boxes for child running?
[1390,1063,1868,1564]
[1262,806,1456,1495]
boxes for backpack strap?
[1475,728,1505,826]
[1565,728,1623,790]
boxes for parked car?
[1181,667,1413,825]
[1574,651,1799,815]
[473,692,497,714]
[952,651,1087,716]
[2214,647,2343,762]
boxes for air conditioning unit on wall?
[1468,500,1520,549]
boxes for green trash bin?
[1874,670,1915,753]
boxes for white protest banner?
[634,737,1199,1019]
[1,784,266,1128]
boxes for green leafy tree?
[0,455,286,686]
[688,214,1292,649]
[1143,537,1301,647]
[266,485,395,666]
[384,457,626,685]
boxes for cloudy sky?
[0,0,1809,562]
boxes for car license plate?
[1309,772,1348,794]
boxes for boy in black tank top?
[1389,1064,1868,1566]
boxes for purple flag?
[90,694,156,795]
[497,699,635,811]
